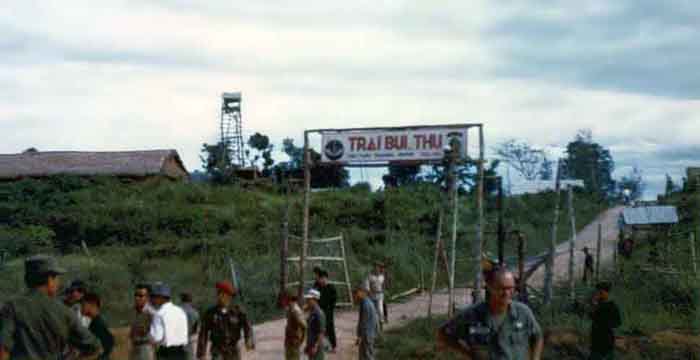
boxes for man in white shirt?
[365,261,387,327]
[149,283,189,360]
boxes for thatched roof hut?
[0,149,189,180]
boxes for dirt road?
[239,206,623,359]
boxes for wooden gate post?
[299,130,311,302]
[595,223,602,282]
[473,125,485,304]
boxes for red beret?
[215,281,236,296]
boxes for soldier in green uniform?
[0,255,101,360]
[130,283,155,360]
[197,281,253,360]
[437,267,543,360]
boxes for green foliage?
[278,138,350,188]
[0,225,56,256]
[247,132,275,176]
[562,130,616,198]
[200,141,236,184]
[377,317,461,360]
[0,176,603,326]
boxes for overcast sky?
[2,1,698,197]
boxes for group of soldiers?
[281,261,389,360]
[437,266,622,360]
[0,255,390,360]
[0,255,254,360]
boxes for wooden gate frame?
[296,124,485,311]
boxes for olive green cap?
[25,255,67,276]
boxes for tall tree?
[618,166,645,201]
[665,174,678,196]
[200,141,236,184]
[275,138,350,188]
[247,132,275,176]
[561,130,615,197]
[382,163,422,187]
[539,155,554,181]
[495,139,546,180]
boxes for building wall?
[162,156,189,179]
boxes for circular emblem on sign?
[324,140,344,161]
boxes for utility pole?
[596,223,602,282]
[567,186,577,301]
[428,207,444,319]
[544,159,562,306]
[497,176,505,265]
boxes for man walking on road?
[589,282,622,360]
[354,283,379,360]
[366,261,387,326]
[197,281,253,360]
[283,290,306,360]
[149,283,189,360]
[314,270,337,353]
[583,247,595,284]
[304,289,326,360]
[438,267,543,359]
[0,255,101,360]
[131,284,156,360]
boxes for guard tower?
[220,92,245,167]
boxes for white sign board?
[321,127,469,164]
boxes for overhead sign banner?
[321,127,469,164]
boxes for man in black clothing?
[583,247,595,284]
[590,282,621,360]
[81,292,115,360]
[314,270,337,353]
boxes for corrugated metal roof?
[0,149,188,179]
[622,206,679,225]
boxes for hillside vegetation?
[0,176,601,325]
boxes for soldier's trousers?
[359,337,375,360]
[212,348,242,360]
[130,344,155,360]
[285,345,302,360]
[322,309,337,349]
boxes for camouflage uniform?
[284,302,306,360]
[197,304,252,360]
[0,255,101,360]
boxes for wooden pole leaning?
[447,140,460,317]
[544,159,562,306]
[517,232,526,301]
[299,130,311,302]
[567,186,577,301]
[428,207,445,319]
[279,179,290,305]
